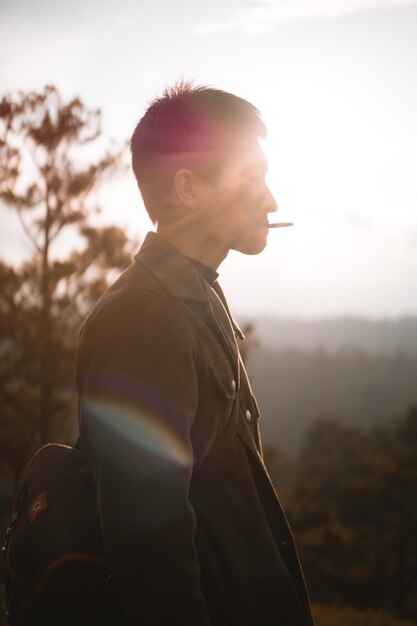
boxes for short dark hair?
[130,80,267,223]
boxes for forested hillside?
[247,316,417,353]
[239,318,417,622]
[243,318,417,453]
[264,408,417,622]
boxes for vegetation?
[312,604,417,626]
[264,408,417,622]
[0,86,135,495]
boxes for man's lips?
[254,218,269,228]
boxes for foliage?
[276,408,417,621]
[312,604,417,626]
[0,86,135,492]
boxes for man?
[75,82,314,626]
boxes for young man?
[75,82,314,626]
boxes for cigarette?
[267,222,293,228]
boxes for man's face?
[198,139,277,257]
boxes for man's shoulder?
[80,258,196,348]
[106,253,161,296]
[78,232,210,347]
[86,263,173,324]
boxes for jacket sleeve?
[76,289,212,626]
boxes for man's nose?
[265,187,278,214]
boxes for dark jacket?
[75,232,314,626]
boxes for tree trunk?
[39,187,52,443]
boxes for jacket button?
[231,379,236,394]
[245,409,252,422]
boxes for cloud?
[194,0,417,35]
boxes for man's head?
[131,81,266,220]
[131,81,277,260]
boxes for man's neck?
[156,222,228,271]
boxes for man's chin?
[234,237,268,256]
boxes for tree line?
[264,408,417,621]
[249,344,417,454]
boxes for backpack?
[3,443,122,625]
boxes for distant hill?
[240,316,417,354]
[239,316,417,454]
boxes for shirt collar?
[187,257,219,285]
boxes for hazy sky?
[1,0,416,318]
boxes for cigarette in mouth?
[267,222,293,228]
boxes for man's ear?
[173,168,201,210]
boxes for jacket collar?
[134,231,209,303]
[134,232,245,340]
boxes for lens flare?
[85,398,192,470]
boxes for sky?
[1,0,416,319]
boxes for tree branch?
[16,203,41,253]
